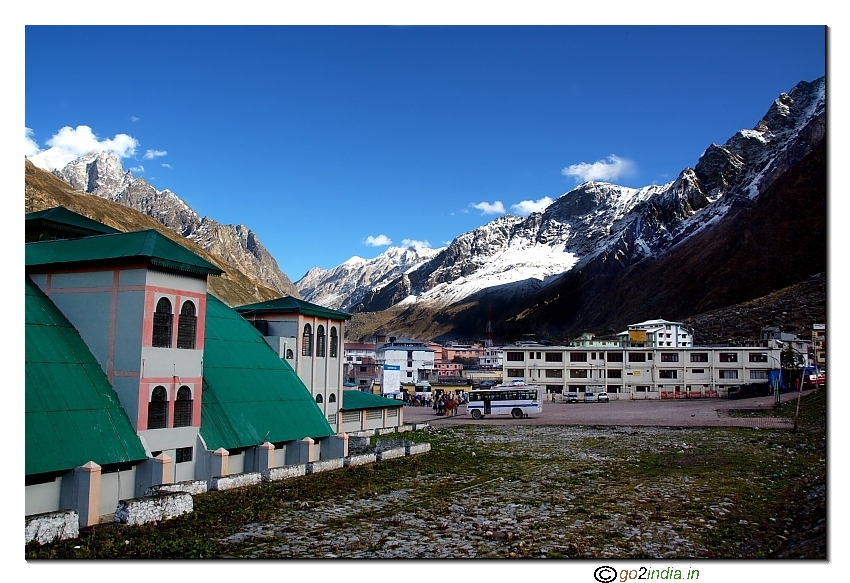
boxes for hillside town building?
[501,341,782,399]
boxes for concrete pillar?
[152,452,173,486]
[257,441,275,472]
[398,406,404,426]
[76,461,102,527]
[323,433,349,460]
[302,437,317,463]
[212,447,229,477]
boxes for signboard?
[629,330,648,342]
[381,365,401,395]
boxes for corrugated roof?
[25,278,147,476]
[235,296,351,321]
[26,229,223,277]
[341,390,404,411]
[26,206,122,237]
[200,294,334,450]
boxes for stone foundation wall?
[263,464,307,482]
[377,447,406,461]
[114,493,193,526]
[308,458,344,474]
[344,453,377,467]
[406,443,431,456]
[210,472,263,491]
[25,510,79,546]
[146,480,208,497]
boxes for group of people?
[406,391,467,416]
[433,392,462,416]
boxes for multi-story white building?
[478,346,504,369]
[502,343,781,400]
[618,319,694,348]
[375,338,436,385]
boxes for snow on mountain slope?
[296,243,444,311]
[353,76,825,314]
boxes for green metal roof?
[25,278,147,476]
[26,229,224,277]
[200,293,334,450]
[26,206,122,238]
[341,390,404,411]
[235,296,351,321]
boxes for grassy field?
[26,390,826,559]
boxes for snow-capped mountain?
[351,76,825,334]
[50,152,300,299]
[296,243,444,310]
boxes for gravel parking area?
[402,391,814,429]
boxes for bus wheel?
[471,410,483,420]
[511,408,523,419]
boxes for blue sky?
[24,24,825,281]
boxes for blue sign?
[384,365,400,370]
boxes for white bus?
[467,385,542,419]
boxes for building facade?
[235,297,351,430]
[502,343,781,399]
[617,319,694,348]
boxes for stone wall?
[25,509,79,546]
[146,480,208,496]
[263,464,307,482]
[308,458,344,475]
[210,472,263,491]
[344,453,377,467]
[114,493,193,526]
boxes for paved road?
[401,390,817,429]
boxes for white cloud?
[131,116,139,122]
[26,125,140,171]
[130,165,145,173]
[510,196,553,216]
[144,149,167,159]
[161,163,172,169]
[471,201,506,215]
[561,154,636,183]
[401,238,432,251]
[24,128,40,158]
[363,234,392,247]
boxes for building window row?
[152,297,197,349]
[302,324,339,358]
[147,385,193,429]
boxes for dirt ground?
[402,390,815,429]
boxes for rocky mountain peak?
[51,153,300,300]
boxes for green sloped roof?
[25,278,147,476]
[26,206,122,237]
[341,390,404,411]
[201,294,334,450]
[26,229,223,277]
[235,296,351,321]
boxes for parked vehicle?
[597,392,610,403]
[467,385,542,419]
[728,382,771,400]
[565,392,579,403]
[584,392,597,403]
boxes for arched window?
[152,298,173,348]
[148,386,168,429]
[315,394,324,404]
[176,301,197,349]
[285,348,294,359]
[328,393,336,403]
[330,327,338,358]
[302,324,313,357]
[316,325,326,357]
[174,386,193,427]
